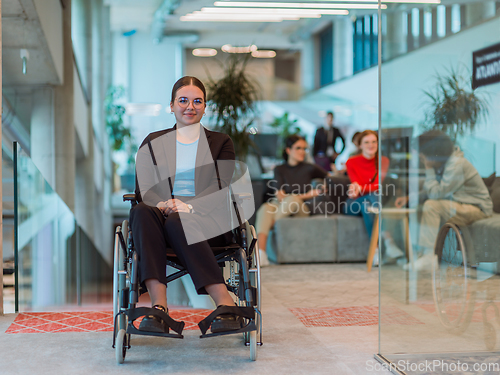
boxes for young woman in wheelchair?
[130,76,246,334]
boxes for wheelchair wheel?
[115,329,127,364]
[249,330,257,361]
[432,222,476,334]
[113,221,129,334]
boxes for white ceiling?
[105,0,365,47]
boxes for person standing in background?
[313,111,346,171]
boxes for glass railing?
[14,142,112,312]
[378,1,500,372]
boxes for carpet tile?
[289,306,424,327]
[5,309,213,334]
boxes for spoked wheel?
[432,222,476,335]
[115,329,127,364]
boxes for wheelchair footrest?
[198,305,255,336]
[199,321,257,339]
[126,324,183,339]
[122,306,185,335]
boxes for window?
[451,4,461,33]
[437,5,446,38]
[353,14,378,73]
[319,24,333,86]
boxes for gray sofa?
[266,214,370,264]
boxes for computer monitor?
[250,134,279,158]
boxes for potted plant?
[105,85,137,191]
[205,54,260,161]
[269,112,302,158]
[423,66,489,139]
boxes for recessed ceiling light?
[221,44,258,53]
[192,48,218,57]
[213,2,388,9]
[251,50,277,58]
[200,7,348,15]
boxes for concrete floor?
[0,263,390,375]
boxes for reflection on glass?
[15,143,111,312]
[379,0,500,371]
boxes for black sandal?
[210,306,243,333]
[138,305,169,333]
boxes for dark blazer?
[313,126,346,162]
[134,125,235,215]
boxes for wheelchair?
[432,218,500,349]
[112,192,262,363]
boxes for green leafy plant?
[423,66,489,139]
[269,112,302,158]
[104,85,137,166]
[206,54,260,161]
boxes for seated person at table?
[255,135,329,266]
[395,130,492,270]
[343,130,390,237]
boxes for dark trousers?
[129,202,228,295]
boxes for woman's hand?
[347,182,361,199]
[276,190,287,202]
[157,199,190,216]
[394,196,409,209]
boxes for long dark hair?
[171,76,207,104]
[282,134,306,162]
[358,130,379,182]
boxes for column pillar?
[54,0,75,211]
[445,6,453,35]
[385,11,406,60]
[431,7,438,41]
[300,38,316,92]
[333,16,353,81]
[407,11,414,51]
[31,88,56,187]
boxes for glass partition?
[379,1,500,372]
[14,142,112,312]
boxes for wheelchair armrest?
[123,193,137,203]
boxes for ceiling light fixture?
[200,7,348,15]
[221,44,258,53]
[181,13,300,21]
[251,50,277,58]
[214,1,435,7]
[192,48,218,57]
[213,2,384,9]
[192,10,322,18]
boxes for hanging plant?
[205,54,260,161]
[423,66,489,139]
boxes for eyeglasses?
[292,146,309,152]
[175,97,205,109]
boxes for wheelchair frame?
[112,192,262,363]
[432,219,500,350]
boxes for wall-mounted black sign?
[472,42,500,89]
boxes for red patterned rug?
[289,306,424,327]
[5,309,211,334]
